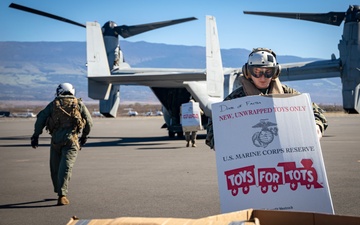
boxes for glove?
[31,136,39,149]
[79,136,88,146]
[316,125,323,140]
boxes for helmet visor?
[248,65,276,78]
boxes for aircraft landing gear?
[168,131,175,138]
[168,131,184,138]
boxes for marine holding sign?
[208,48,333,214]
[205,47,328,150]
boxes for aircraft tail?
[86,21,112,99]
[205,15,224,99]
[86,21,119,117]
[184,15,224,117]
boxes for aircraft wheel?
[177,132,184,138]
[168,131,175,138]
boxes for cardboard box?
[181,101,202,132]
[66,209,360,225]
[211,94,333,213]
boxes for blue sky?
[0,0,356,59]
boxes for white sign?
[181,102,202,132]
[212,94,333,214]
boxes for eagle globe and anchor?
[252,119,278,147]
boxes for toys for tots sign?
[212,94,333,214]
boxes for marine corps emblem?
[252,119,278,148]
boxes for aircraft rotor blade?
[114,17,197,38]
[9,3,86,28]
[243,11,346,26]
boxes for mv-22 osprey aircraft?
[10,3,360,137]
[9,3,207,137]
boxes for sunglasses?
[248,66,276,78]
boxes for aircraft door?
[151,87,191,137]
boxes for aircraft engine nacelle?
[338,10,360,114]
[99,85,120,117]
[354,84,360,113]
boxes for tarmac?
[0,114,359,225]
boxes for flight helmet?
[56,83,75,96]
[242,48,281,80]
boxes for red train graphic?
[258,167,283,194]
[224,165,256,196]
[224,159,323,196]
[277,159,323,191]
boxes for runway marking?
[15,159,30,162]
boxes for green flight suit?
[32,95,93,196]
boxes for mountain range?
[0,41,342,105]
